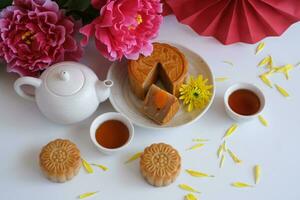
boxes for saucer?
[107,42,215,129]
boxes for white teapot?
[14,61,113,124]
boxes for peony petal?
[91,0,107,10]
[79,23,96,46]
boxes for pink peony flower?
[91,0,107,10]
[80,0,163,61]
[0,0,83,77]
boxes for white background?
[1,16,300,200]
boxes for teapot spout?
[96,80,113,103]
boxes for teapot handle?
[14,77,42,101]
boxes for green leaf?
[64,0,91,12]
[0,0,12,10]
[66,10,84,21]
[54,0,69,8]
[81,5,100,25]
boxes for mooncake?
[128,43,188,99]
[39,139,81,183]
[143,84,179,125]
[140,143,181,187]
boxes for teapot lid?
[45,64,85,96]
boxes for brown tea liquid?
[228,89,260,115]
[95,120,129,149]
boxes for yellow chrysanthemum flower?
[179,75,213,112]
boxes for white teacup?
[90,112,134,154]
[224,83,265,122]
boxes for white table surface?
[1,16,300,200]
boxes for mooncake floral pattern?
[140,143,181,178]
[40,139,81,173]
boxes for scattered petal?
[179,184,201,193]
[228,149,242,164]
[258,56,270,67]
[192,138,209,142]
[219,154,225,168]
[78,191,98,199]
[124,152,143,164]
[275,84,290,97]
[267,56,274,69]
[82,159,94,174]
[255,42,265,55]
[223,124,238,139]
[217,144,224,158]
[222,141,228,152]
[217,141,227,158]
[91,164,108,171]
[185,193,198,200]
[187,143,205,151]
[215,77,229,82]
[254,165,261,184]
[186,169,214,178]
[259,74,273,88]
[223,61,234,66]
[258,115,268,127]
[232,182,253,188]
[275,64,294,80]
[264,68,276,76]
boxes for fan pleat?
[187,1,231,35]
[165,0,300,44]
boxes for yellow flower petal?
[232,182,253,188]
[184,193,198,200]
[275,84,290,97]
[258,115,268,127]
[192,138,209,142]
[275,64,294,80]
[217,141,227,158]
[255,42,265,55]
[265,68,276,76]
[186,169,214,178]
[124,152,143,164]
[258,56,270,67]
[223,124,238,139]
[82,159,94,174]
[223,60,234,66]
[259,74,273,88]
[78,191,98,199]
[179,184,201,193]
[187,143,205,151]
[188,103,193,112]
[215,77,228,82]
[217,144,223,158]
[91,164,108,171]
[219,154,225,168]
[222,141,228,152]
[267,55,274,69]
[254,165,261,184]
[179,75,213,112]
[228,149,242,164]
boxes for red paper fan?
[165,0,300,44]
[162,0,173,16]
